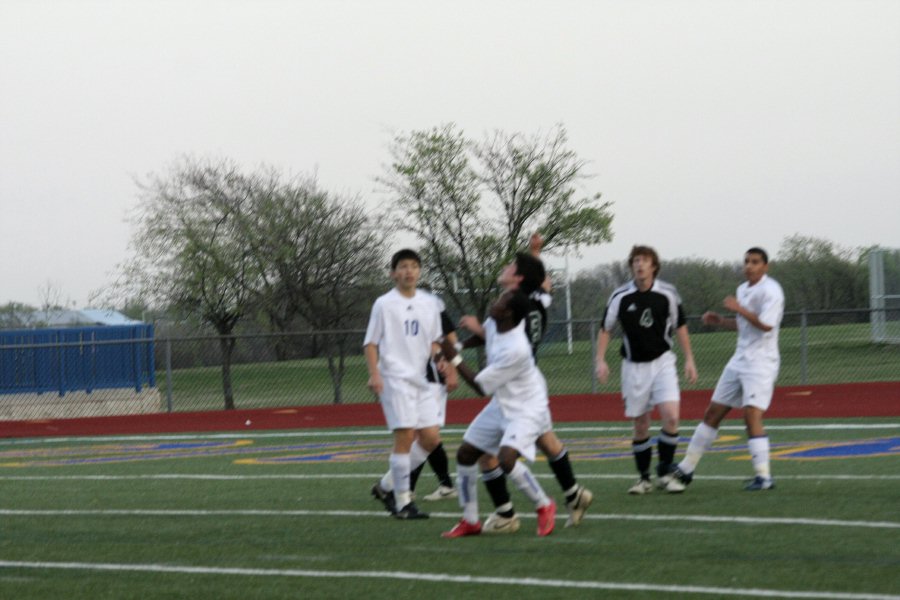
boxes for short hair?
[746,247,769,264]
[391,248,421,271]
[514,252,546,295]
[628,245,660,276]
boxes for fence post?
[800,309,808,385]
[165,338,174,413]
[589,319,597,394]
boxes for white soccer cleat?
[628,478,654,495]
[483,511,521,534]
[423,485,458,501]
[665,467,693,494]
[565,485,594,527]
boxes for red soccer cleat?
[536,500,557,537]
[441,518,482,538]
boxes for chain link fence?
[2,309,898,420]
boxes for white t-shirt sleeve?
[758,283,785,329]
[362,299,383,347]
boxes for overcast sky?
[2,0,898,308]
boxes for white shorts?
[428,382,448,428]
[621,351,680,418]
[711,365,777,411]
[462,399,551,463]
[379,376,440,431]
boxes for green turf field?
[1,419,898,599]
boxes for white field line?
[2,473,899,481]
[0,559,896,600]
[0,422,897,446]
[0,508,897,530]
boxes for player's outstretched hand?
[722,295,741,313]
[701,311,723,326]
[458,315,484,338]
[529,232,544,257]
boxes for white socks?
[388,453,411,508]
[380,440,431,493]
[748,436,771,479]
[457,463,480,524]
[679,422,718,475]
[508,461,550,508]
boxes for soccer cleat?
[393,501,429,520]
[441,518,482,538]
[656,464,674,489]
[628,478,654,495]
[536,500,557,537]
[665,468,693,494]
[483,511,521,534]
[371,483,396,514]
[744,476,775,491]
[423,485,459,501]
[564,485,593,528]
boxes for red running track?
[1,382,898,439]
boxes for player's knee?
[497,448,519,473]
[537,432,562,457]
[478,453,499,470]
[456,443,482,466]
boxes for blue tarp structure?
[0,324,155,396]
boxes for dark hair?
[628,245,660,276]
[514,252,546,295]
[391,248,421,271]
[746,247,769,264]
[506,289,532,326]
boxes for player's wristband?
[450,354,463,368]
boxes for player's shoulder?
[372,288,397,306]
[416,289,447,313]
[654,278,679,295]
[761,275,785,296]
[607,281,636,304]
[611,281,635,298]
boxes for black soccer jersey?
[601,279,686,363]
[525,292,549,358]
[425,310,457,383]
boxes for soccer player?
[595,245,698,494]
[364,249,456,519]
[456,235,593,531]
[440,289,557,538]
[374,299,461,503]
[665,247,784,492]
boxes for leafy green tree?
[381,123,613,322]
[128,157,259,409]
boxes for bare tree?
[240,178,387,403]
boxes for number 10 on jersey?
[404,320,419,336]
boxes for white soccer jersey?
[727,274,785,371]
[474,318,549,420]
[363,288,442,384]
